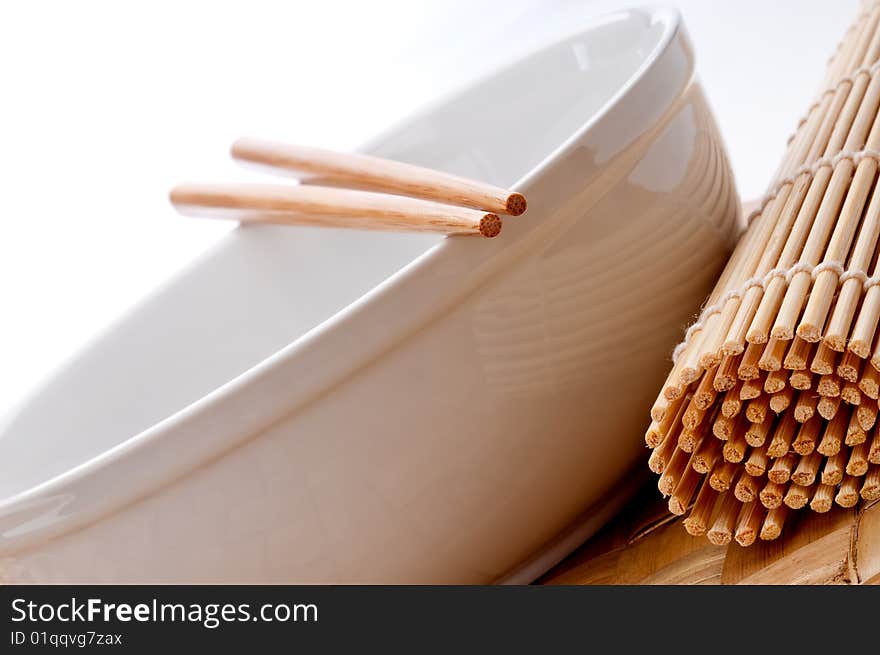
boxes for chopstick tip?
[506,193,527,216]
[479,214,502,238]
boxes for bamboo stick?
[721,382,744,417]
[760,507,789,540]
[792,415,822,455]
[847,441,871,475]
[738,342,763,380]
[735,502,765,547]
[745,414,774,448]
[818,407,849,455]
[836,475,862,506]
[851,284,880,357]
[818,394,843,420]
[648,429,676,474]
[784,337,814,370]
[770,386,795,413]
[822,451,848,485]
[794,392,819,423]
[692,437,722,474]
[230,138,528,216]
[841,380,862,404]
[869,427,880,463]
[859,362,880,397]
[811,342,839,375]
[790,369,814,390]
[857,400,878,429]
[693,366,719,409]
[846,408,868,445]
[768,453,798,485]
[712,413,738,441]
[745,444,770,477]
[862,465,880,499]
[713,355,741,392]
[745,395,771,424]
[784,484,812,509]
[169,183,504,237]
[682,481,718,535]
[740,374,765,400]
[735,474,761,504]
[767,413,798,458]
[657,447,689,496]
[817,373,842,396]
[760,480,786,509]
[838,350,864,381]
[682,395,708,431]
[674,226,765,388]
[761,338,788,372]
[669,458,703,515]
[810,484,836,512]
[792,451,823,486]
[722,425,749,463]
[764,368,789,394]
[707,491,742,545]
[709,460,738,492]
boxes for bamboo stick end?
[734,529,757,548]
[664,385,684,401]
[824,335,846,351]
[796,324,822,342]
[168,185,189,207]
[229,138,249,159]
[706,530,732,546]
[645,424,663,448]
[783,494,808,510]
[849,341,871,358]
[760,523,782,541]
[478,214,502,238]
[810,497,832,513]
[746,331,769,345]
[668,497,688,515]
[835,489,859,508]
[770,326,794,341]
[647,454,666,475]
[650,404,667,423]
[699,353,721,370]
[721,342,744,357]
[679,368,700,386]
[505,193,527,216]
[682,517,707,536]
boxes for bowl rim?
[361,5,682,192]
[0,6,687,552]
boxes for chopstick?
[230,138,527,216]
[169,183,503,237]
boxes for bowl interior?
[369,9,668,185]
[0,9,670,499]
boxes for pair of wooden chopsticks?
[169,139,526,238]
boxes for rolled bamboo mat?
[646,0,880,546]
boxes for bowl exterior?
[0,15,739,584]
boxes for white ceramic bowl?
[0,7,738,583]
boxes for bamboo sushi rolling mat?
[543,206,880,586]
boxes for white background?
[0,0,858,419]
